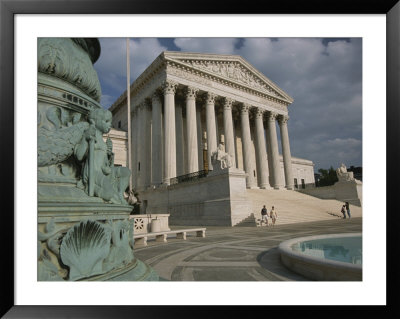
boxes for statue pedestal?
[37,38,159,281]
[333,179,362,207]
[38,183,159,281]
[333,164,362,207]
[38,199,159,281]
[141,167,252,226]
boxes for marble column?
[240,104,257,188]
[265,122,273,186]
[233,116,239,169]
[215,109,220,145]
[196,106,204,170]
[163,80,178,185]
[143,100,151,188]
[205,92,217,170]
[266,111,283,189]
[175,101,185,177]
[151,92,163,186]
[136,103,145,189]
[132,109,138,190]
[182,112,188,174]
[279,115,294,190]
[250,124,258,182]
[254,108,270,189]
[263,126,271,186]
[223,97,236,167]
[185,86,199,173]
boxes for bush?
[317,166,338,186]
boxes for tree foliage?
[317,166,338,186]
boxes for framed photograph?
[1,0,398,317]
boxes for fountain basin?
[278,233,362,281]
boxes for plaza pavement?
[134,217,362,281]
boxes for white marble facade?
[110,51,315,192]
[102,128,128,167]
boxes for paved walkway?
[134,217,362,281]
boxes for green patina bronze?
[37,38,158,281]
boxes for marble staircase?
[244,188,362,226]
[234,213,259,227]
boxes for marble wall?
[139,168,252,226]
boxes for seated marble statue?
[211,144,232,169]
[124,189,138,205]
[336,163,354,182]
[74,108,131,204]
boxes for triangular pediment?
[163,51,293,103]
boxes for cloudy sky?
[93,37,362,173]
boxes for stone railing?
[169,170,209,185]
[297,180,362,207]
[129,214,170,234]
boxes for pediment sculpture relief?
[182,59,283,98]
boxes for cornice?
[163,52,293,104]
[109,51,294,114]
[164,58,291,109]
[105,128,128,139]
[290,157,315,166]
[274,154,314,166]
[109,53,166,113]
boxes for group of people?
[261,205,277,227]
[340,201,351,219]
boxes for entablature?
[110,51,293,116]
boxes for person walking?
[270,206,277,226]
[345,202,351,219]
[261,205,268,226]
[341,205,346,219]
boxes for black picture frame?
[1,0,398,317]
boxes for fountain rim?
[278,232,362,271]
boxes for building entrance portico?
[111,52,295,191]
[110,51,305,226]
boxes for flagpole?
[126,38,132,192]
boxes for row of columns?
[133,80,294,190]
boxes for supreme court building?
[109,51,315,226]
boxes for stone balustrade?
[129,214,170,234]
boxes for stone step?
[245,188,361,226]
[234,213,259,227]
